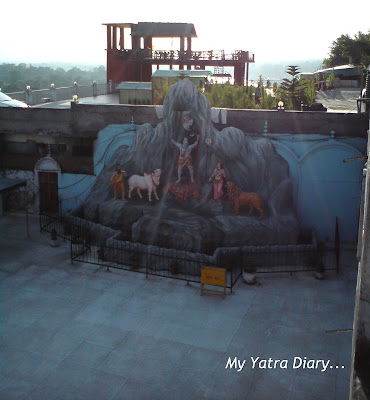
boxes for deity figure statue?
[171,135,199,183]
[209,161,226,200]
[182,112,194,132]
[110,164,127,199]
[182,112,199,144]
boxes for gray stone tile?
[335,379,351,400]
[58,319,99,340]
[104,310,156,334]
[302,331,342,358]
[63,341,113,368]
[203,368,255,400]
[161,365,214,399]
[96,348,138,378]
[5,353,60,384]
[115,331,158,354]
[0,261,25,275]
[226,334,271,362]
[41,358,97,390]
[74,303,113,324]
[87,290,129,311]
[35,331,85,362]
[24,383,78,400]
[146,337,191,362]
[291,370,336,399]
[7,325,58,353]
[193,325,238,352]
[70,369,125,400]
[246,367,296,400]
[127,354,181,385]
[179,346,225,372]
[31,307,81,331]
[112,378,164,400]
[0,215,359,400]
[0,321,28,345]
[0,375,36,400]
[85,324,130,349]
[0,346,34,376]
[157,322,200,345]
[267,325,308,350]
[0,306,47,332]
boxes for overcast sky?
[1,0,369,65]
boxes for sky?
[1,0,369,66]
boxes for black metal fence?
[71,240,242,290]
[40,210,72,241]
[40,211,242,291]
[40,211,340,292]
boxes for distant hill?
[248,59,323,82]
[6,61,106,72]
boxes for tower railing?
[117,49,254,63]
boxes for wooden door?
[39,172,59,213]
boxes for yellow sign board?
[201,266,226,298]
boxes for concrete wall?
[226,109,368,136]
[70,104,368,137]
[0,107,72,135]
[1,104,368,138]
[70,103,158,134]
[350,125,370,400]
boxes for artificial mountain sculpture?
[83,79,299,253]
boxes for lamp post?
[50,83,56,102]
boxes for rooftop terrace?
[0,213,358,399]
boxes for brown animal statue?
[226,181,264,219]
[162,180,201,201]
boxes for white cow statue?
[128,169,162,202]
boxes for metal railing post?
[70,236,73,264]
[335,217,340,273]
[230,263,233,294]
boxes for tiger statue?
[226,181,264,220]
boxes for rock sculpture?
[83,79,299,252]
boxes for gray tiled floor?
[0,214,358,399]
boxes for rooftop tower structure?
[103,22,255,85]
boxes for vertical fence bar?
[70,236,73,264]
[335,217,340,273]
[230,262,233,293]
[146,243,148,278]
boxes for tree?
[323,31,370,68]
[280,66,305,110]
[203,81,275,109]
[300,78,316,106]
[0,63,107,92]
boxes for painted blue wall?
[59,124,136,212]
[272,134,366,242]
